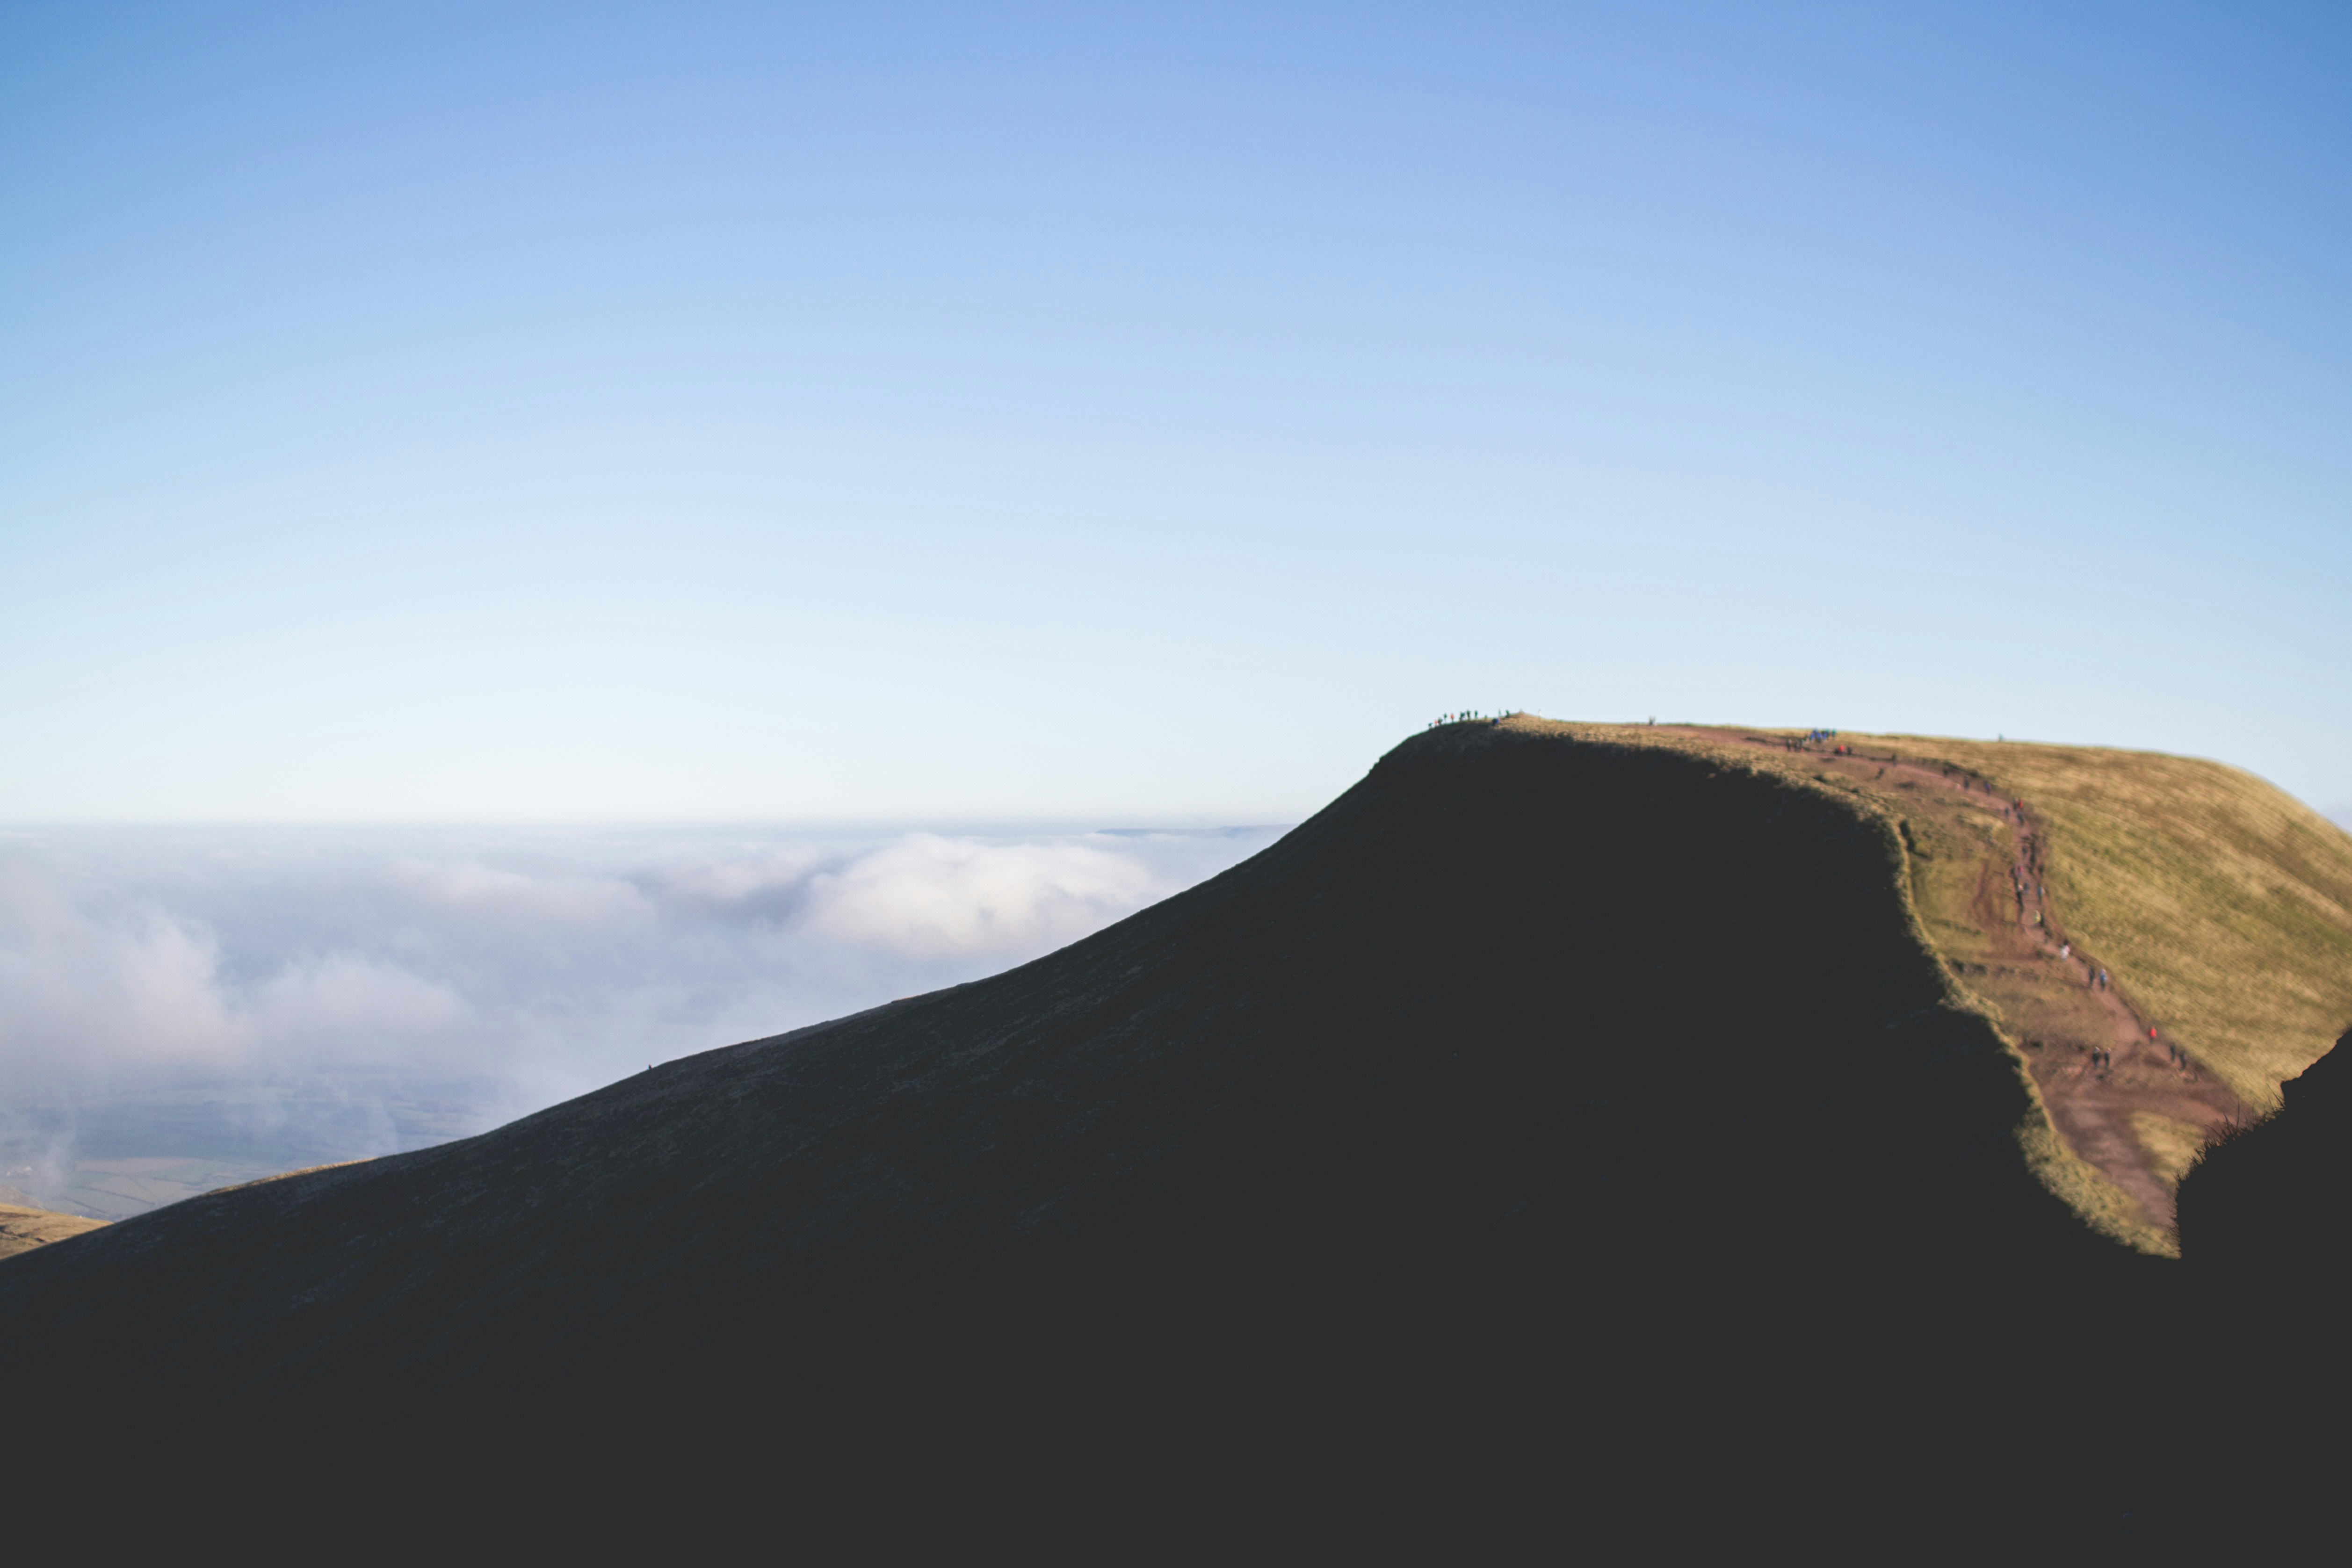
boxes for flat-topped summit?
[7,720,2348,1448]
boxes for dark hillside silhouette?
[2170,1031,2352,1540]
[0,723,2173,1535]
[2178,1028,2352,1283]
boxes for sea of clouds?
[0,823,1287,1198]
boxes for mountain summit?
[8,718,2350,1539]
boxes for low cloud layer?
[0,824,1285,1209]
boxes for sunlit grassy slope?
[1511,718,2352,1254]
[1578,719,2352,1112]
[0,1205,107,1261]
[1900,737,2352,1111]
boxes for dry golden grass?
[1498,716,2352,1255]
[2015,1116,2163,1249]
[0,1204,108,1261]
[2128,1112,2210,1189]
[1893,737,2352,1111]
[1596,718,2352,1113]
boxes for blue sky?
[6,2,2348,821]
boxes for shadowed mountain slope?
[2178,1028,2352,1282]
[1,721,2137,1419]
[2162,1033,2352,1540]
[1616,719,2352,1250]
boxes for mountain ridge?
[4,719,2128,1407]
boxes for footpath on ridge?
[1652,723,2251,1240]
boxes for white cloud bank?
[802,834,1166,958]
[0,824,1287,1171]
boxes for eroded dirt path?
[1650,724,2252,1235]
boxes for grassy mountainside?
[1899,736,2352,1110]
[0,1204,107,1260]
[1559,724,2352,1113]
[1574,720,2352,1253]
[0,720,2130,1415]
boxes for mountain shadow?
[2178,1027,2352,1285]
[2165,1029,2352,1540]
[0,722,2160,1524]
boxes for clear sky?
[6,2,2348,823]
